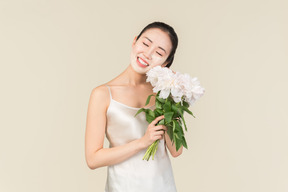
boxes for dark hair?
[136,21,178,68]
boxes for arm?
[85,86,166,169]
[164,131,183,158]
[85,86,144,169]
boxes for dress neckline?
[110,98,155,110]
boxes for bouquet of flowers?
[135,66,205,161]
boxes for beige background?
[0,0,287,191]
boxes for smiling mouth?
[137,57,149,66]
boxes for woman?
[85,21,183,192]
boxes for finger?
[151,115,165,125]
[154,125,167,131]
[153,130,165,136]
[154,134,163,141]
[154,128,166,134]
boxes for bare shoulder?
[90,84,109,97]
[88,84,110,110]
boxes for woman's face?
[130,28,172,74]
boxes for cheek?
[132,47,142,57]
[149,57,166,68]
[134,42,145,51]
[153,57,162,63]
[152,55,167,64]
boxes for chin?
[130,62,148,75]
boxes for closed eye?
[143,42,149,47]
[156,52,162,56]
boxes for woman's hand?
[140,115,167,148]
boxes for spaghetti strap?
[105,84,112,100]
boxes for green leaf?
[176,129,183,139]
[177,118,183,126]
[182,106,196,118]
[166,122,173,134]
[146,114,154,123]
[164,112,174,124]
[171,103,177,113]
[173,120,179,132]
[175,138,182,151]
[156,96,165,103]
[178,110,188,131]
[177,120,184,135]
[134,108,146,117]
[146,109,155,118]
[145,94,155,106]
[155,109,163,116]
[183,100,189,108]
[172,103,183,117]
[174,121,184,136]
[163,101,172,112]
[167,125,173,141]
[182,136,188,149]
[156,100,162,109]
[158,119,165,125]
[172,120,176,132]
[175,133,180,139]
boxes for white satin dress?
[104,85,177,192]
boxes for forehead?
[140,28,172,52]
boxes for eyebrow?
[144,36,167,53]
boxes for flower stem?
[142,140,160,161]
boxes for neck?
[121,65,148,86]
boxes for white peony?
[147,66,174,99]
[146,66,205,106]
[184,76,205,106]
[146,66,163,87]
[170,72,185,103]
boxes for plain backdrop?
[0,0,287,192]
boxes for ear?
[132,36,137,47]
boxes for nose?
[143,47,153,60]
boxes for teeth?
[138,57,148,66]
